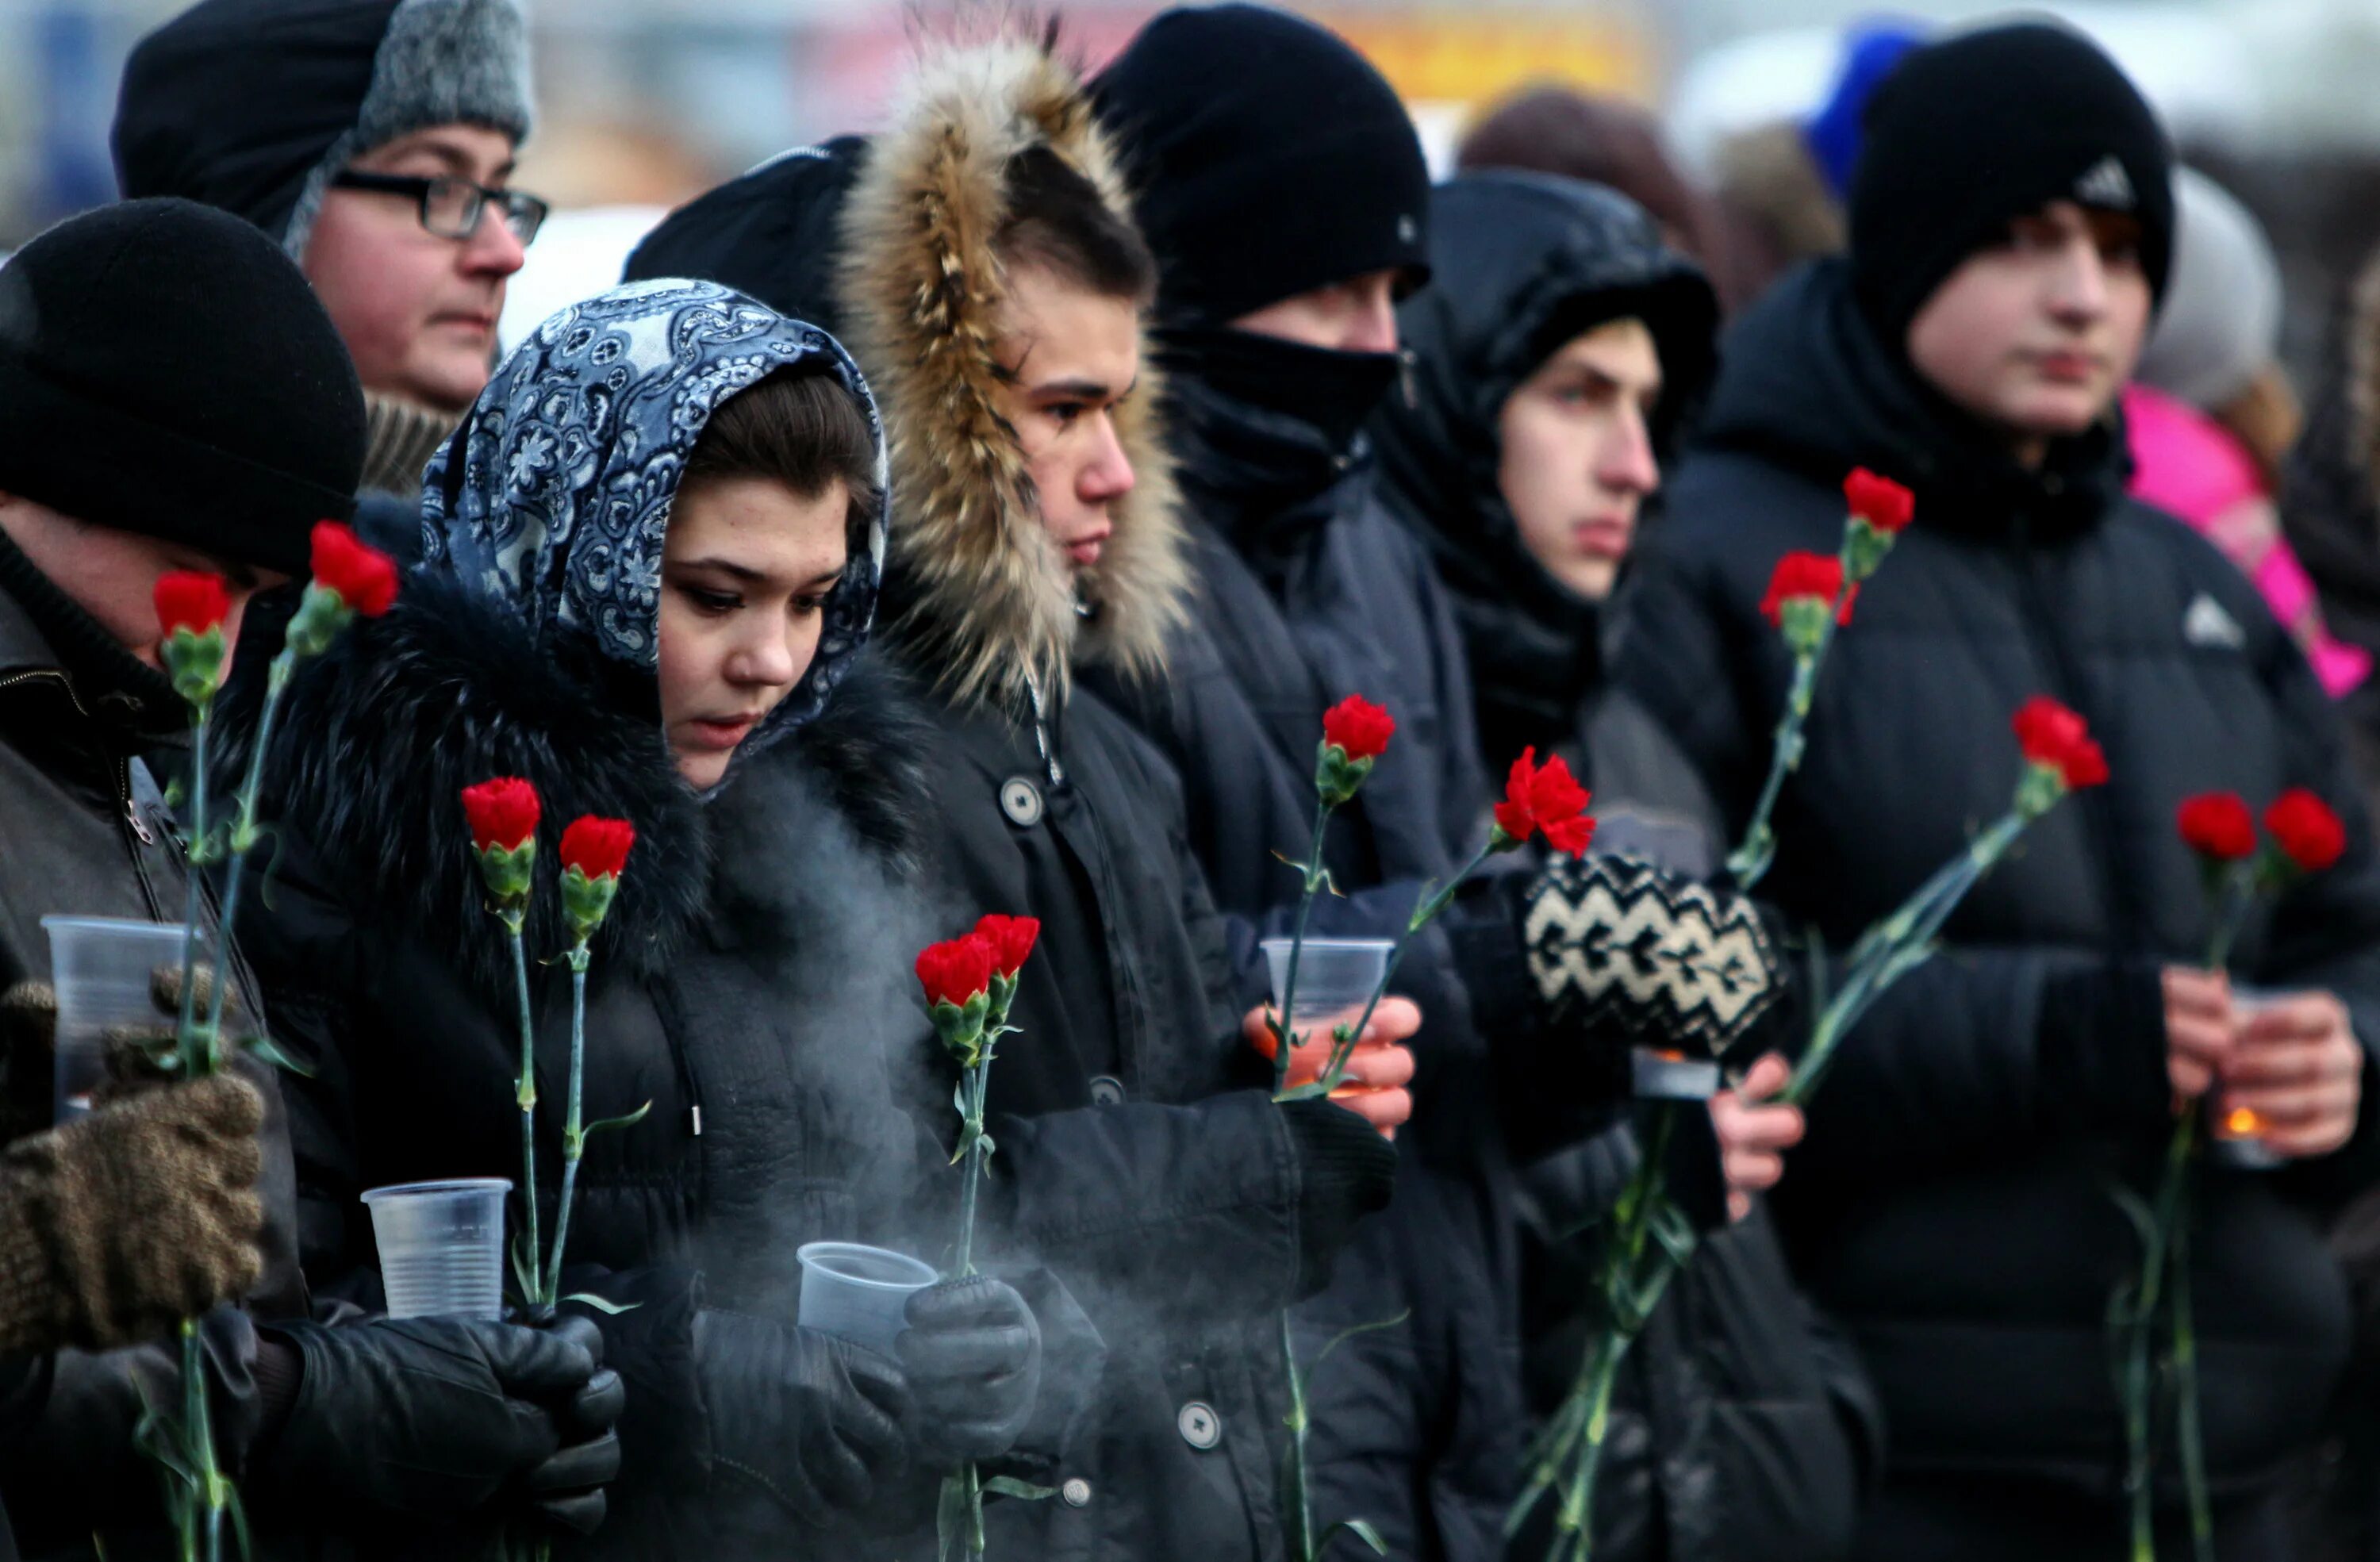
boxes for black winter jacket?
[1372,171,1878,1562]
[1086,313,1634,1557]
[1614,259,2380,1555]
[0,539,309,1561]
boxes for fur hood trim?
[223,571,927,999]
[835,38,1189,710]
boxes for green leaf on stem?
[583,1102,653,1138]
[981,1476,1057,1502]
[509,1234,541,1310]
[1301,1309,1411,1395]
[239,1033,315,1079]
[1319,1518,1389,1556]
[559,1292,643,1315]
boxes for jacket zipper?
[0,667,151,843]
[2007,515,2144,950]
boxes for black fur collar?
[221,570,927,998]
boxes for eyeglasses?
[329,170,550,245]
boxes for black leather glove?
[898,1276,1040,1465]
[257,1314,618,1529]
[1280,1098,1398,1299]
[524,1314,628,1535]
[692,1308,912,1526]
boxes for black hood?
[1698,257,2131,542]
[624,136,864,336]
[1370,171,1717,764]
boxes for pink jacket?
[2126,382,2369,697]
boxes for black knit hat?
[113,0,533,258]
[1093,4,1430,323]
[1848,21,2174,350]
[0,199,367,572]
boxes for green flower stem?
[1781,809,2030,1107]
[201,647,298,1050]
[1283,1309,1315,1562]
[2172,1158,2213,1562]
[1271,800,1338,1100]
[505,915,543,1311]
[2125,1106,2195,1562]
[956,1061,989,1276]
[544,942,592,1305]
[1516,1108,1683,1558]
[174,709,214,1078]
[1726,631,1828,893]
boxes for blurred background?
[5,0,2380,379]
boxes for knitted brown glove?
[0,1073,266,1354]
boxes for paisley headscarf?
[422,276,889,765]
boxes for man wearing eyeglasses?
[113,0,546,501]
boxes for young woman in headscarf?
[228,278,1053,1557]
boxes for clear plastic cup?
[797,1242,937,1357]
[1260,937,1393,1033]
[362,1179,512,1319]
[41,916,191,1123]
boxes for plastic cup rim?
[797,1240,938,1290]
[361,1177,515,1206]
[1257,937,1396,956]
[40,915,191,937]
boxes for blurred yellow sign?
[1322,12,1656,107]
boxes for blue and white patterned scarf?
[421,276,889,766]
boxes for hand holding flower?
[2163,968,2236,1101]
[1245,999,1418,1138]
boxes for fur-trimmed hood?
[626,40,1190,712]
[225,569,927,1000]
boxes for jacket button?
[1089,1076,1126,1105]
[1177,1400,1221,1449]
[999,775,1044,828]
[1061,1477,1092,1507]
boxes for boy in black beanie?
[114,0,543,499]
[1614,21,2380,1560]
[0,198,622,1558]
[1096,10,1798,1560]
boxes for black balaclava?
[113,0,532,259]
[1096,5,1428,474]
[1848,21,2174,352]
[0,198,367,574]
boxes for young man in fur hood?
[628,37,1413,1562]
[114,0,549,505]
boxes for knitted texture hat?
[1094,4,1430,323]
[0,199,367,571]
[113,0,532,258]
[1848,21,2173,350]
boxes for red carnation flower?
[2012,696,2109,791]
[560,816,635,881]
[310,520,400,617]
[1759,551,1855,628]
[1493,746,1597,857]
[1844,467,1916,533]
[972,914,1041,980]
[1322,695,1396,762]
[2266,789,2347,874]
[461,777,542,854]
[2175,793,2257,862]
[917,934,997,1011]
[155,571,231,636]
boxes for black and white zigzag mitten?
[1521,854,1783,1058]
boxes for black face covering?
[1162,324,1402,458]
